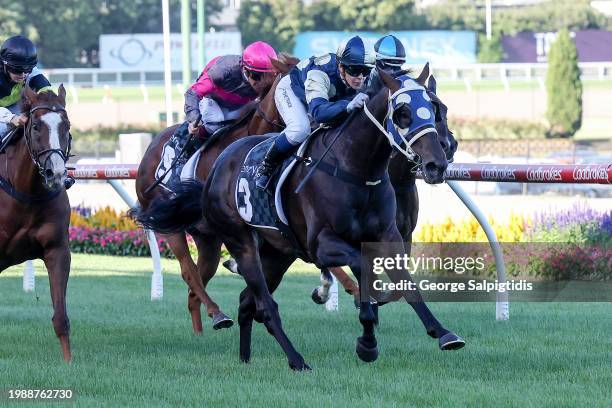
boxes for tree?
[237,0,305,52]
[477,33,503,63]
[308,0,426,31]
[545,29,582,138]
[4,0,222,68]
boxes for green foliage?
[237,0,305,52]
[449,117,547,140]
[423,0,484,31]
[309,0,426,31]
[545,29,583,138]
[477,33,503,63]
[0,0,222,68]
[237,0,426,51]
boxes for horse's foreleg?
[316,229,378,363]
[192,234,233,330]
[43,246,71,362]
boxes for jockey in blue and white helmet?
[255,35,375,190]
[367,34,407,90]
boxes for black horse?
[136,68,464,370]
[314,63,458,303]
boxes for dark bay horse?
[0,85,72,361]
[314,64,458,303]
[133,55,296,333]
[136,68,463,369]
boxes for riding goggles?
[244,68,264,81]
[5,64,33,75]
[342,64,372,78]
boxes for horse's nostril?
[425,161,439,175]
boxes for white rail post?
[325,276,339,312]
[23,260,35,293]
[107,179,163,300]
[446,181,510,321]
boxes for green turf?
[1,254,610,407]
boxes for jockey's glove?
[346,93,370,112]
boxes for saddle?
[153,109,257,193]
[154,122,232,192]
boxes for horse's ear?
[58,83,67,104]
[427,75,437,94]
[270,58,289,74]
[24,84,38,102]
[378,67,401,93]
[416,62,430,86]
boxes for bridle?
[363,81,438,163]
[25,104,72,178]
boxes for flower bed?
[69,204,611,280]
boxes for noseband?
[25,104,72,177]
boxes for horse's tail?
[128,180,204,234]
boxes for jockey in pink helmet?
[183,41,278,138]
[155,41,278,188]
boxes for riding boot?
[255,140,288,190]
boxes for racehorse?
[313,64,458,303]
[0,85,72,362]
[132,55,296,333]
[136,68,464,369]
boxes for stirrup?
[255,166,274,190]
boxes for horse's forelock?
[21,90,64,114]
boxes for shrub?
[545,29,583,138]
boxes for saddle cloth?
[235,135,311,230]
[154,123,205,191]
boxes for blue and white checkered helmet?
[336,36,375,68]
[374,35,406,67]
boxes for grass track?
[1,254,610,407]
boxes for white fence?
[42,62,612,88]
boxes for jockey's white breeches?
[274,75,310,145]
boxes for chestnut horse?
[132,55,296,332]
[0,85,72,362]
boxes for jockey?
[0,35,53,139]
[181,41,278,142]
[367,34,407,90]
[0,35,74,189]
[255,35,375,190]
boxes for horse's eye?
[32,122,39,131]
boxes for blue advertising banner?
[293,31,476,65]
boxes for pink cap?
[242,41,277,73]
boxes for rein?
[255,103,285,131]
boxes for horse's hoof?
[289,359,312,371]
[212,312,234,330]
[439,332,465,350]
[222,259,240,275]
[355,337,379,363]
[311,287,328,305]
